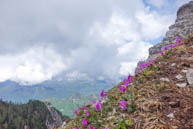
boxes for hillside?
[60,32,193,129]
[0,99,70,129]
[44,93,99,119]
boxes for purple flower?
[128,75,132,80]
[159,51,164,56]
[86,111,90,117]
[82,118,88,127]
[119,85,126,92]
[180,41,184,45]
[123,79,129,87]
[73,107,81,116]
[120,100,128,110]
[176,37,182,43]
[168,44,174,48]
[128,75,133,83]
[74,127,78,129]
[155,56,160,61]
[96,100,102,111]
[100,90,106,99]
[164,47,168,51]
[73,110,78,116]
[90,126,95,129]
[145,63,150,67]
[139,64,145,71]
[82,106,87,110]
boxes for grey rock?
[182,69,188,73]
[45,104,63,129]
[171,126,178,129]
[176,83,187,87]
[167,113,174,118]
[176,74,184,80]
[160,77,170,82]
[171,63,176,66]
[186,69,193,85]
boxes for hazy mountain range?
[0,78,116,103]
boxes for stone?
[171,126,178,129]
[167,113,174,118]
[171,63,176,66]
[176,83,187,87]
[176,74,184,80]
[181,69,188,73]
[186,69,193,85]
[160,78,170,82]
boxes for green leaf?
[127,106,133,113]
[125,119,132,126]
[128,94,131,100]
[119,122,126,129]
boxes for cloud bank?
[0,0,191,85]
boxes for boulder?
[186,69,193,85]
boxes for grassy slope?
[60,33,193,129]
[44,94,99,119]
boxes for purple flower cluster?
[73,107,81,116]
[138,36,184,73]
[82,118,88,127]
[120,100,128,110]
[119,85,127,92]
[100,90,106,99]
[96,100,103,111]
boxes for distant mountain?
[0,79,115,103]
[0,99,70,129]
[44,93,99,119]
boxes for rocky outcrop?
[150,1,193,55]
[135,1,193,72]
[45,104,64,129]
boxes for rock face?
[149,1,193,56]
[135,1,193,72]
[46,104,64,129]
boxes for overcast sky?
[0,0,191,85]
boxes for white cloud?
[88,9,169,79]
[65,71,92,81]
[119,62,138,76]
[146,0,168,8]
[0,46,70,85]
[0,0,190,85]
[136,10,172,40]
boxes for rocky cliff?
[45,103,64,129]
[136,0,193,72]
